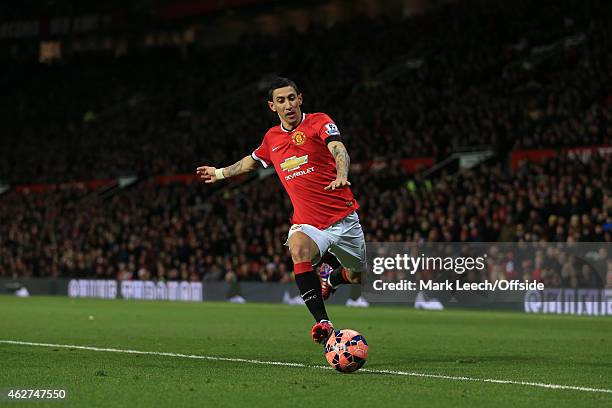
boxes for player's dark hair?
[267,77,300,101]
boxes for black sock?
[329,267,350,288]
[319,251,341,269]
[295,270,329,322]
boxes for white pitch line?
[1,340,611,395]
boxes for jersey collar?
[280,113,306,132]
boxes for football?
[324,329,369,373]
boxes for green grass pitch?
[0,296,611,407]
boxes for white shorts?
[285,211,367,273]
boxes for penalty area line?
[1,339,611,395]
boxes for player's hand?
[324,177,351,191]
[196,165,219,183]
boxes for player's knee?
[288,233,314,262]
[290,245,310,262]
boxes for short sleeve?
[252,138,271,168]
[316,113,342,144]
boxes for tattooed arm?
[196,155,258,183]
[324,141,352,191]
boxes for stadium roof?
[0,0,283,21]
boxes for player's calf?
[289,233,332,329]
[343,269,362,284]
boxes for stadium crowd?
[1,0,611,184]
[1,0,611,288]
[1,154,610,287]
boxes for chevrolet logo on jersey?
[280,155,309,172]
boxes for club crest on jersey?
[280,155,309,172]
[291,131,306,146]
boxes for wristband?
[215,168,225,180]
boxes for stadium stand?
[1,0,610,184]
[1,153,610,286]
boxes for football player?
[197,78,366,344]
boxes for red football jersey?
[252,112,359,229]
